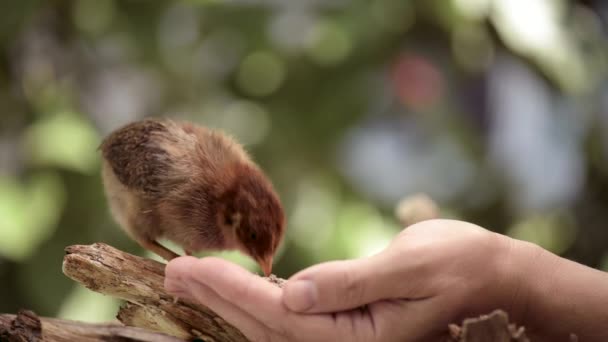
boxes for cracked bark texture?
[62,243,248,342]
[0,309,183,342]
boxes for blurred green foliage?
[1,0,608,322]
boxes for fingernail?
[284,280,317,312]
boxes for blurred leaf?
[305,20,352,66]
[491,0,590,94]
[506,213,577,255]
[199,99,270,146]
[58,285,121,322]
[0,172,65,261]
[73,0,116,36]
[335,201,397,259]
[236,50,286,97]
[23,111,100,173]
[288,176,340,255]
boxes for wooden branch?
[446,310,529,342]
[62,243,248,342]
[0,310,183,342]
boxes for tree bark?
[446,310,529,342]
[0,310,183,342]
[62,243,247,342]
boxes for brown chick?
[100,118,285,275]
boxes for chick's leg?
[128,211,180,261]
[136,237,180,261]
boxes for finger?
[165,276,195,301]
[165,257,273,341]
[166,257,344,338]
[167,256,290,330]
[370,298,450,341]
[187,279,273,342]
[283,252,427,314]
[164,256,198,297]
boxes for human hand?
[281,219,528,341]
[164,219,528,341]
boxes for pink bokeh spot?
[391,54,443,110]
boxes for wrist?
[497,237,559,326]
[499,236,608,340]
[489,234,538,324]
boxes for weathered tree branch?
[446,310,529,342]
[0,308,533,342]
[0,309,183,342]
[62,243,248,341]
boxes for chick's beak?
[257,255,273,276]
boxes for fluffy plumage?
[100,118,285,275]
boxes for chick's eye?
[250,232,257,240]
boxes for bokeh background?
[1,0,608,322]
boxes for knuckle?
[339,268,365,305]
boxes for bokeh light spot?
[220,100,270,146]
[58,286,121,322]
[73,0,115,35]
[24,111,100,173]
[237,51,286,97]
[335,202,396,258]
[507,214,577,255]
[268,10,316,53]
[391,54,443,110]
[289,177,340,253]
[0,172,65,261]
[194,98,271,146]
[305,20,352,66]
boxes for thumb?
[283,252,409,313]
